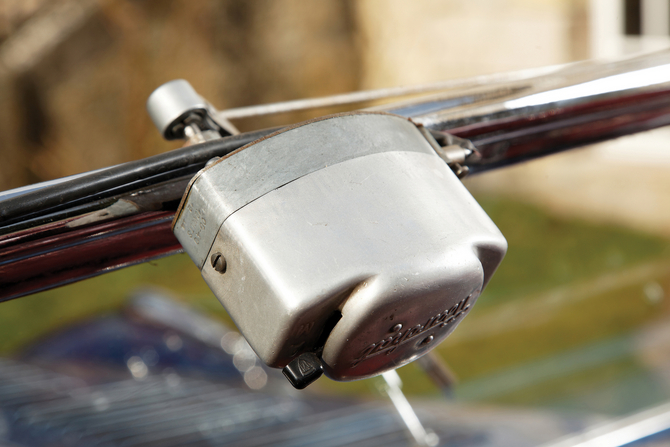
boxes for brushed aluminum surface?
[199,148,506,379]
[173,113,432,269]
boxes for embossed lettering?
[350,295,474,368]
[351,343,377,367]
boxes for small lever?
[282,352,324,389]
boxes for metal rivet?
[210,252,227,273]
[391,324,403,333]
[205,156,220,167]
[419,335,434,347]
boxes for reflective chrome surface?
[540,401,670,447]
[214,63,570,120]
[2,51,670,300]
[379,51,670,171]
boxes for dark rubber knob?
[282,353,324,389]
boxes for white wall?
[355,0,574,88]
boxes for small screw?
[210,252,227,273]
[419,335,434,347]
[391,324,403,333]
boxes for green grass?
[480,356,651,413]
[474,195,670,308]
[439,275,670,381]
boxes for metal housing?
[146,79,209,140]
[172,112,507,381]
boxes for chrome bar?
[2,51,670,300]
[215,63,571,120]
[540,401,670,447]
[381,50,670,171]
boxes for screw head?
[210,253,227,273]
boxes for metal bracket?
[417,126,480,179]
[146,80,239,144]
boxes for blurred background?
[1,0,670,446]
